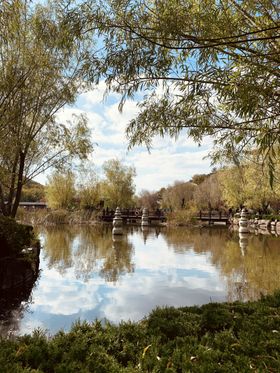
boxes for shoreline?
[17,209,280,236]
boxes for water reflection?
[101,235,134,282]
[1,225,279,336]
[30,226,280,304]
[0,256,39,337]
[42,225,134,283]
[42,226,74,273]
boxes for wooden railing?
[197,210,231,224]
[100,208,166,222]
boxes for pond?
[1,225,280,337]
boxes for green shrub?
[42,209,69,225]
[0,216,34,257]
[166,206,198,225]
[1,292,280,372]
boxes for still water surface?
[2,225,280,336]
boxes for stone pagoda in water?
[112,207,123,235]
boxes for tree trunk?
[0,182,7,216]
[11,152,25,218]
[6,153,19,216]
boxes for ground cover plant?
[0,216,35,258]
[0,292,280,372]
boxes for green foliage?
[200,303,233,332]
[0,216,34,257]
[76,165,101,210]
[101,159,136,209]
[21,181,45,202]
[46,171,76,210]
[0,0,93,217]
[78,0,279,174]
[166,206,197,225]
[1,292,280,371]
[161,181,197,211]
[218,166,246,208]
[219,155,280,209]
[79,184,101,210]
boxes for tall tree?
[194,173,223,210]
[77,0,279,172]
[137,189,160,210]
[101,159,136,208]
[0,0,93,217]
[76,164,101,210]
[218,166,246,208]
[243,159,280,210]
[219,155,280,209]
[161,181,197,211]
[46,170,76,210]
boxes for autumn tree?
[220,155,280,210]
[0,0,93,217]
[190,174,209,186]
[73,0,279,175]
[243,160,280,210]
[161,181,197,211]
[21,181,45,202]
[46,171,76,210]
[100,159,136,208]
[137,190,159,210]
[218,166,246,209]
[76,164,101,210]
[194,173,223,210]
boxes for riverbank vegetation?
[1,291,280,372]
[17,154,280,226]
[0,216,36,258]
[45,159,136,211]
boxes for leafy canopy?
[76,0,279,167]
[0,0,93,217]
[101,159,136,208]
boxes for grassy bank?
[16,208,101,226]
[0,216,37,258]
[1,292,280,372]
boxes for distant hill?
[21,180,45,202]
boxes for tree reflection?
[100,235,135,283]
[161,227,280,301]
[0,256,39,337]
[72,225,112,281]
[42,225,280,301]
[42,226,76,274]
[43,225,135,283]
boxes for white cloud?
[35,82,212,191]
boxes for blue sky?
[38,81,213,193]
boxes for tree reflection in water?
[42,225,134,283]
[162,227,280,302]
[0,256,39,337]
[100,235,134,283]
[42,226,75,274]
[42,225,280,301]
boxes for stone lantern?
[112,207,123,235]
[141,208,149,226]
[239,208,249,233]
